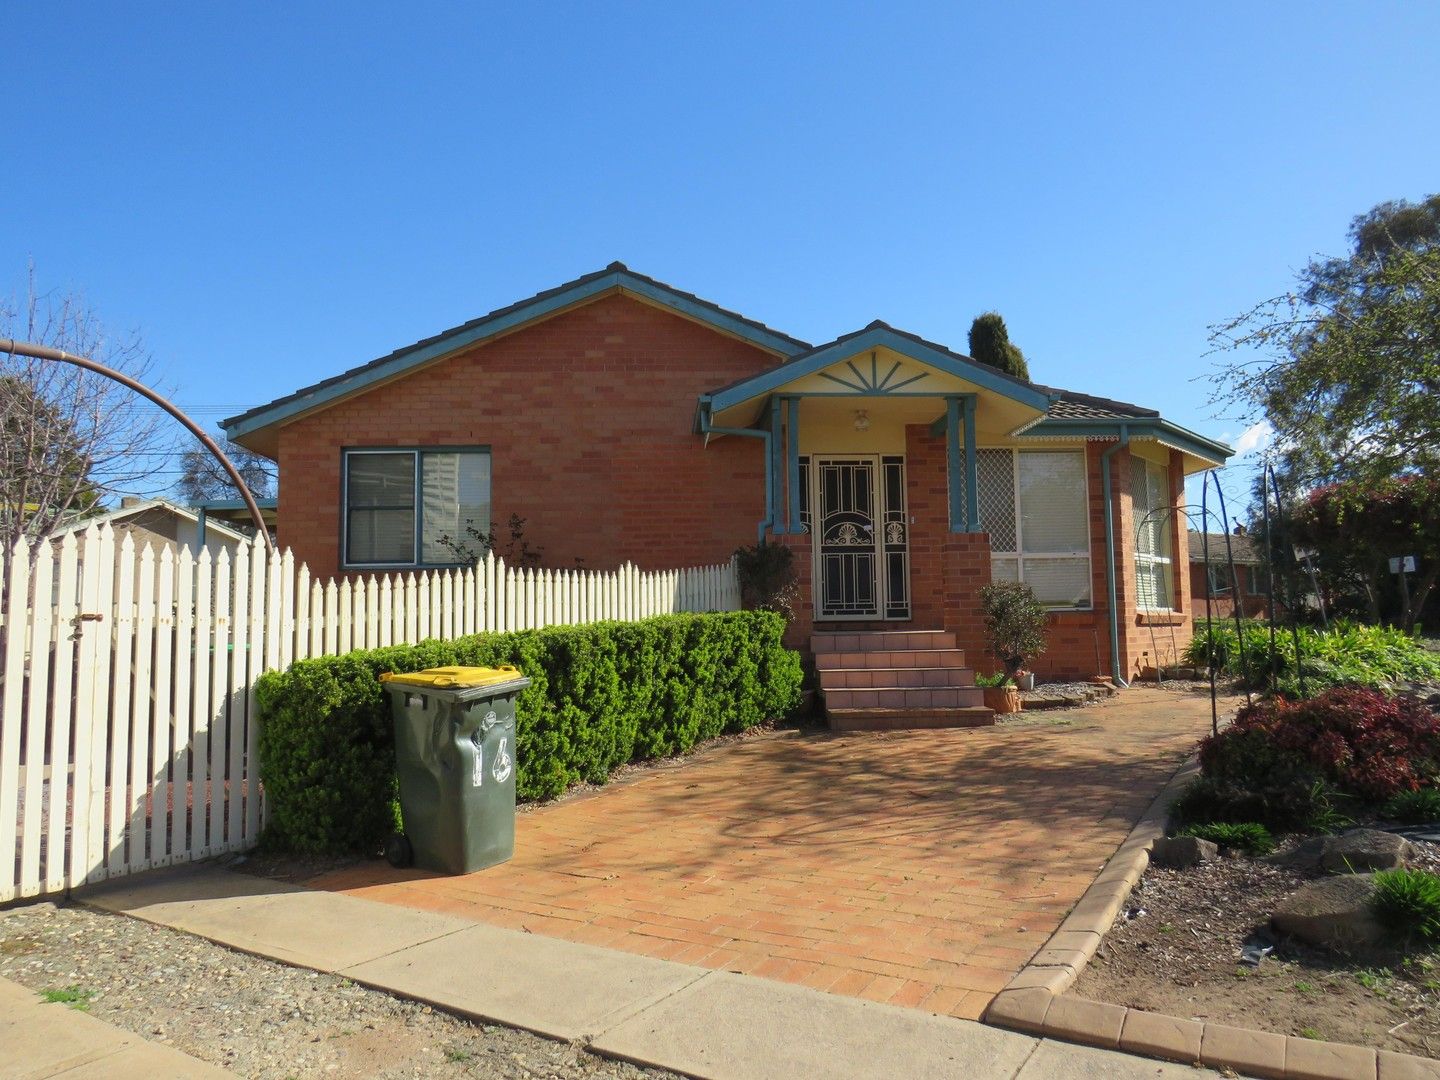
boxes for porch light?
[853,409,870,432]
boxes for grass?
[1298,1026,1323,1040]
[1355,968,1392,995]
[1371,868,1440,945]
[40,986,95,1011]
[1178,821,1277,856]
[444,1048,473,1063]
[1293,980,1317,995]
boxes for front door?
[813,455,911,620]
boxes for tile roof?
[1188,530,1263,564]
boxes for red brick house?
[222,265,1231,720]
[1188,529,1284,621]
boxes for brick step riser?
[811,631,957,653]
[827,709,995,732]
[822,687,986,710]
[814,649,967,670]
[818,668,977,690]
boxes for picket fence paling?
[0,526,740,902]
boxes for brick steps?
[826,707,995,732]
[813,629,994,732]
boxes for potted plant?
[978,581,1049,710]
[975,671,1021,713]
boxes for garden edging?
[983,752,1440,1080]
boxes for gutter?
[699,405,774,545]
[1101,425,1131,688]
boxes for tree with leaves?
[1212,194,1440,488]
[967,311,1030,380]
[174,440,275,504]
[1288,475,1440,632]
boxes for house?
[221,264,1232,723]
[1188,528,1281,621]
[51,497,250,562]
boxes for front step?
[812,629,994,731]
[826,707,995,732]
[819,666,977,689]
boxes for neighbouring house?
[1188,528,1283,621]
[221,264,1232,724]
[51,497,250,562]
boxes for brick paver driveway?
[312,687,1226,1021]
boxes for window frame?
[980,447,1094,611]
[341,446,492,571]
[1132,457,1175,611]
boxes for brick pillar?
[941,534,994,675]
[774,529,813,652]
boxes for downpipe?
[1101,425,1131,688]
[700,417,774,544]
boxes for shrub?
[1178,821,1276,856]
[973,671,1014,688]
[733,543,800,621]
[1172,776,1352,834]
[1382,788,1440,825]
[978,581,1048,677]
[256,611,803,854]
[1371,868,1440,945]
[1197,687,1440,804]
[1184,619,1440,696]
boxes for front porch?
[697,321,1224,728]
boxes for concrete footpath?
[0,972,225,1079]
[71,864,1228,1080]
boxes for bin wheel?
[384,833,413,869]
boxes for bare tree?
[1,267,177,589]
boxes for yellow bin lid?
[380,665,523,689]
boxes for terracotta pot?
[982,686,1022,714]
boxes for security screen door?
[814,456,910,620]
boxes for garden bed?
[1074,836,1440,1059]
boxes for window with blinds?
[978,449,1092,608]
[343,449,491,567]
[1132,457,1173,610]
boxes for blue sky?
[6,4,1438,517]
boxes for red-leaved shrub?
[1199,688,1440,803]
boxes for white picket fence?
[0,524,740,903]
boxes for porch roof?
[700,321,1056,422]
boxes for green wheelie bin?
[379,665,530,874]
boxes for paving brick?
[984,987,1054,1033]
[312,689,1220,1020]
[1378,1049,1440,1080]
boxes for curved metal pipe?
[1,337,274,550]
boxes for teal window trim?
[341,445,493,571]
[946,397,964,532]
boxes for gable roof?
[702,320,1056,415]
[1188,530,1264,565]
[51,498,249,543]
[222,263,810,449]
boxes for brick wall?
[275,294,778,579]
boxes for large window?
[1132,457,1173,609]
[343,449,491,567]
[978,449,1092,608]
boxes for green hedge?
[254,611,803,854]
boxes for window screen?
[344,449,491,567]
[980,449,1092,607]
[346,452,416,565]
[1132,457,1173,609]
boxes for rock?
[1272,873,1385,950]
[1151,835,1219,868]
[1320,828,1414,874]
[1266,835,1327,872]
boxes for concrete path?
[0,972,225,1079]
[78,864,1225,1079]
